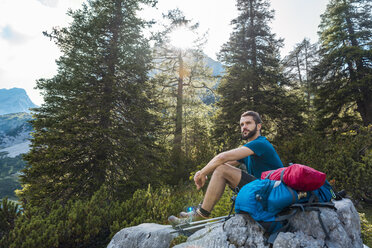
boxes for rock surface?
[108,199,364,248]
[107,223,177,248]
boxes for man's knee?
[213,164,239,178]
[213,164,229,176]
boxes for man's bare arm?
[201,147,253,175]
[194,147,254,189]
[223,160,241,167]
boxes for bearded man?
[169,111,283,223]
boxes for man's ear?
[257,123,262,131]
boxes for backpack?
[261,163,326,191]
[235,175,336,244]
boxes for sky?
[0,0,328,106]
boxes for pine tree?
[283,38,319,111]
[215,0,304,149]
[21,0,160,206]
[313,0,372,128]
[0,198,20,247]
[152,10,216,183]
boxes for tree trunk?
[172,52,184,161]
[357,95,372,126]
[249,0,258,106]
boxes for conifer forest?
[0,0,371,247]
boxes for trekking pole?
[226,195,236,220]
[170,216,228,234]
[172,215,228,228]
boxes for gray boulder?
[278,198,363,248]
[108,199,364,248]
[107,223,177,248]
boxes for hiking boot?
[168,215,190,226]
[168,208,207,226]
[179,204,202,218]
[180,208,208,221]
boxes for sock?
[196,207,211,218]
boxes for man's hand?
[194,170,207,190]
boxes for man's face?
[240,116,260,140]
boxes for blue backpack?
[235,177,336,243]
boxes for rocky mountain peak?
[0,88,38,115]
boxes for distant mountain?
[204,56,225,77]
[0,88,38,115]
[0,112,33,152]
[0,110,33,200]
[0,112,32,199]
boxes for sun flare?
[169,27,197,49]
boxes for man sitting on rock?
[169,111,284,224]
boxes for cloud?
[36,0,59,8]
[0,0,85,105]
[1,25,30,44]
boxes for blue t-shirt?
[238,136,283,178]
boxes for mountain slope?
[0,88,38,115]
[0,112,33,150]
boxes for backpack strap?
[293,201,336,210]
[264,167,287,180]
[291,202,335,240]
[280,169,285,182]
[264,208,300,244]
[308,191,319,203]
[285,184,298,205]
[278,169,297,205]
[266,201,336,244]
[317,208,330,240]
[267,222,290,244]
[264,171,274,179]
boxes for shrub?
[276,126,372,201]
[210,186,235,218]
[109,183,204,236]
[359,212,372,247]
[0,198,21,248]
[6,184,203,248]
[169,235,188,247]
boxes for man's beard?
[242,125,258,140]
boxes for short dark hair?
[241,111,262,124]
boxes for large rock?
[107,223,177,248]
[277,198,363,248]
[108,199,364,248]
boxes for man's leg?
[200,164,242,214]
[169,165,254,224]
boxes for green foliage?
[21,0,163,206]
[169,235,188,247]
[277,126,372,200]
[210,186,235,218]
[359,212,372,247]
[110,183,203,234]
[282,38,319,123]
[0,177,21,200]
[8,187,113,248]
[0,198,21,248]
[313,0,372,127]
[151,9,217,184]
[0,155,25,199]
[0,155,25,177]
[6,184,203,248]
[4,0,371,246]
[215,0,305,149]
